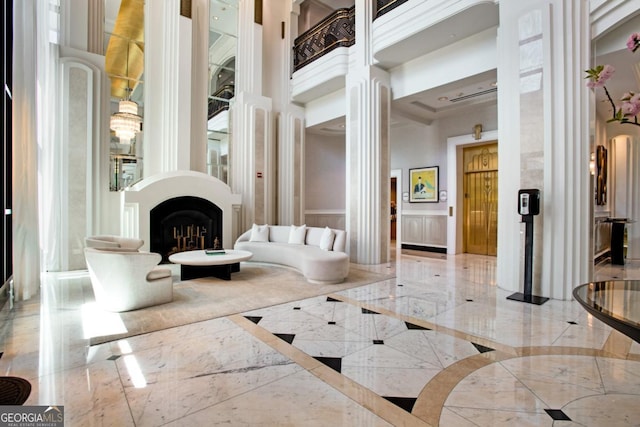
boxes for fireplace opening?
[150,196,223,263]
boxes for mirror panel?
[105,0,145,191]
[207,0,238,184]
[591,13,640,263]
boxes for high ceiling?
[307,4,640,135]
[104,1,640,133]
[305,1,499,134]
[105,0,144,100]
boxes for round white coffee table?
[169,249,253,280]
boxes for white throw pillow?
[288,224,307,245]
[319,227,335,251]
[249,224,269,242]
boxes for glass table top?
[573,280,640,343]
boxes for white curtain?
[12,0,40,300]
[12,0,63,300]
[37,0,63,273]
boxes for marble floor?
[1,251,640,426]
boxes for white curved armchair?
[84,248,173,312]
[85,235,144,251]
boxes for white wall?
[389,105,498,213]
[389,122,443,212]
[304,133,346,210]
[304,102,498,215]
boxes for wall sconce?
[589,152,595,175]
[473,124,483,140]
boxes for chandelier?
[110,39,142,144]
[110,95,142,142]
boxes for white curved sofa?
[234,225,349,284]
[84,247,173,312]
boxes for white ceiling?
[308,5,640,135]
[105,1,640,135]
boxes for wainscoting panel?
[304,212,346,230]
[401,214,447,248]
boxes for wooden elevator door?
[463,144,498,256]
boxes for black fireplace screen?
[150,196,223,263]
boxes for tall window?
[2,0,13,292]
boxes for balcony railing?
[207,84,234,120]
[374,0,410,20]
[293,6,355,72]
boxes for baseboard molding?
[401,244,447,254]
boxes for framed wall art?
[409,166,439,203]
[595,144,607,206]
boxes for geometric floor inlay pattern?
[2,254,640,426]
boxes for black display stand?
[608,218,630,265]
[507,214,549,305]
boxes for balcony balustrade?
[293,6,355,72]
[207,84,234,120]
[375,0,410,19]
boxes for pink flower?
[620,92,640,116]
[621,101,640,116]
[586,33,640,126]
[627,33,640,52]
[586,64,615,87]
[599,64,615,82]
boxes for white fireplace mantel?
[122,171,242,251]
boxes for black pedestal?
[507,215,549,305]
[180,262,240,280]
[506,292,549,305]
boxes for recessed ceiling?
[393,70,498,125]
[307,70,498,135]
[373,2,499,69]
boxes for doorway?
[463,143,498,255]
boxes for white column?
[231,93,274,231]
[275,1,305,226]
[345,0,391,264]
[236,0,263,95]
[190,0,210,174]
[497,0,591,300]
[144,0,192,175]
[87,0,104,55]
[230,0,275,230]
[64,0,89,51]
[60,60,102,270]
[278,107,306,226]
